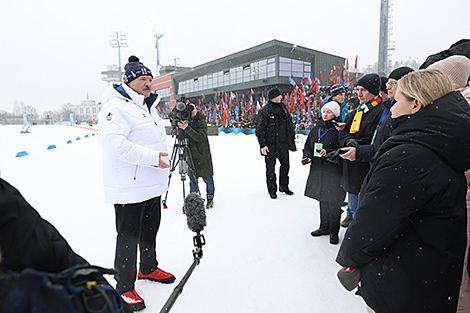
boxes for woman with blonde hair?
[336,69,470,313]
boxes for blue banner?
[289,76,296,87]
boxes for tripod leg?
[163,138,181,209]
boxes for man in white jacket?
[98,55,173,311]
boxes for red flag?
[354,55,358,69]
[319,72,323,80]
[328,70,337,85]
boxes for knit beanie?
[357,73,381,96]
[322,101,340,117]
[330,84,346,97]
[268,88,281,100]
[123,56,153,84]
[388,66,414,81]
[427,55,470,89]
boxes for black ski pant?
[319,201,342,236]
[114,196,161,293]
[264,147,290,193]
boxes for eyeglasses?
[386,81,397,87]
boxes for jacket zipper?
[134,165,138,180]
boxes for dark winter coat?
[303,119,345,203]
[256,100,296,153]
[186,111,214,178]
[355,99,394,164]
[338,101,385,194]
[0,178,87,273]
[336,91,470,313]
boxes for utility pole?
[109,32,128,82]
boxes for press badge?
[314,143,323,158]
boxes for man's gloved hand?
[325,150,341,164]
[337,267,361,291]
[345,139,359,147]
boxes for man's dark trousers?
[114,196,161,292]
[265,147,289,193]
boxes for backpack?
[2,264,131,313]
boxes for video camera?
[168,98,194,128]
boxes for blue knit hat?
[123,56,153,84]
[357,73,381,96]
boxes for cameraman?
[177,104,215,209]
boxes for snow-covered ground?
[0,124,367,312]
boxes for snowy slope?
[0,125,366,312]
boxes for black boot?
[279,186,294,195]
[269,191,277,199]
[310,228,329,237]
[330,234,339,245]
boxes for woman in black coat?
[303,101,346,244]
[336,70,470,313]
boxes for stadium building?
[152,39,345,114]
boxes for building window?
[279,57,311,78]
[236,66,243,84]
[155,87,171,98]
[230,68,237,84]
[176,56,279,95]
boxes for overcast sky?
[1,0,469,114]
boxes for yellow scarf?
[350,96,382,134]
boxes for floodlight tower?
[154,32,164,76]
[109,32,128,82]
[153,25,164,76]
[378,0,392,76]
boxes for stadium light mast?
[378,0,393,76]
[154,31,164,76]
[109,32,128,82]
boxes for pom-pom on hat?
[268,88,281,100]
[427,55,470,89]
[357,73,381,96]
[123,56,153,84]
[322,101,340,117]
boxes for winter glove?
[325,150,341,165]
[337,267,361,291]
[345,139,359,147]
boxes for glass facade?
[178,57,276,95]
[279,57,311,78]
[155,87,171,98]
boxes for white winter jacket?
[98,83,169,204]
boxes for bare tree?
[59,102,74,121]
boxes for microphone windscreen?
[184,193,207,232]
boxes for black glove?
[325,150,341,164]
[345,139,359,147]
[337,267,361,291]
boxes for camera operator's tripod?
[162,128,199,209]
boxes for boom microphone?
[184,193,206,232]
